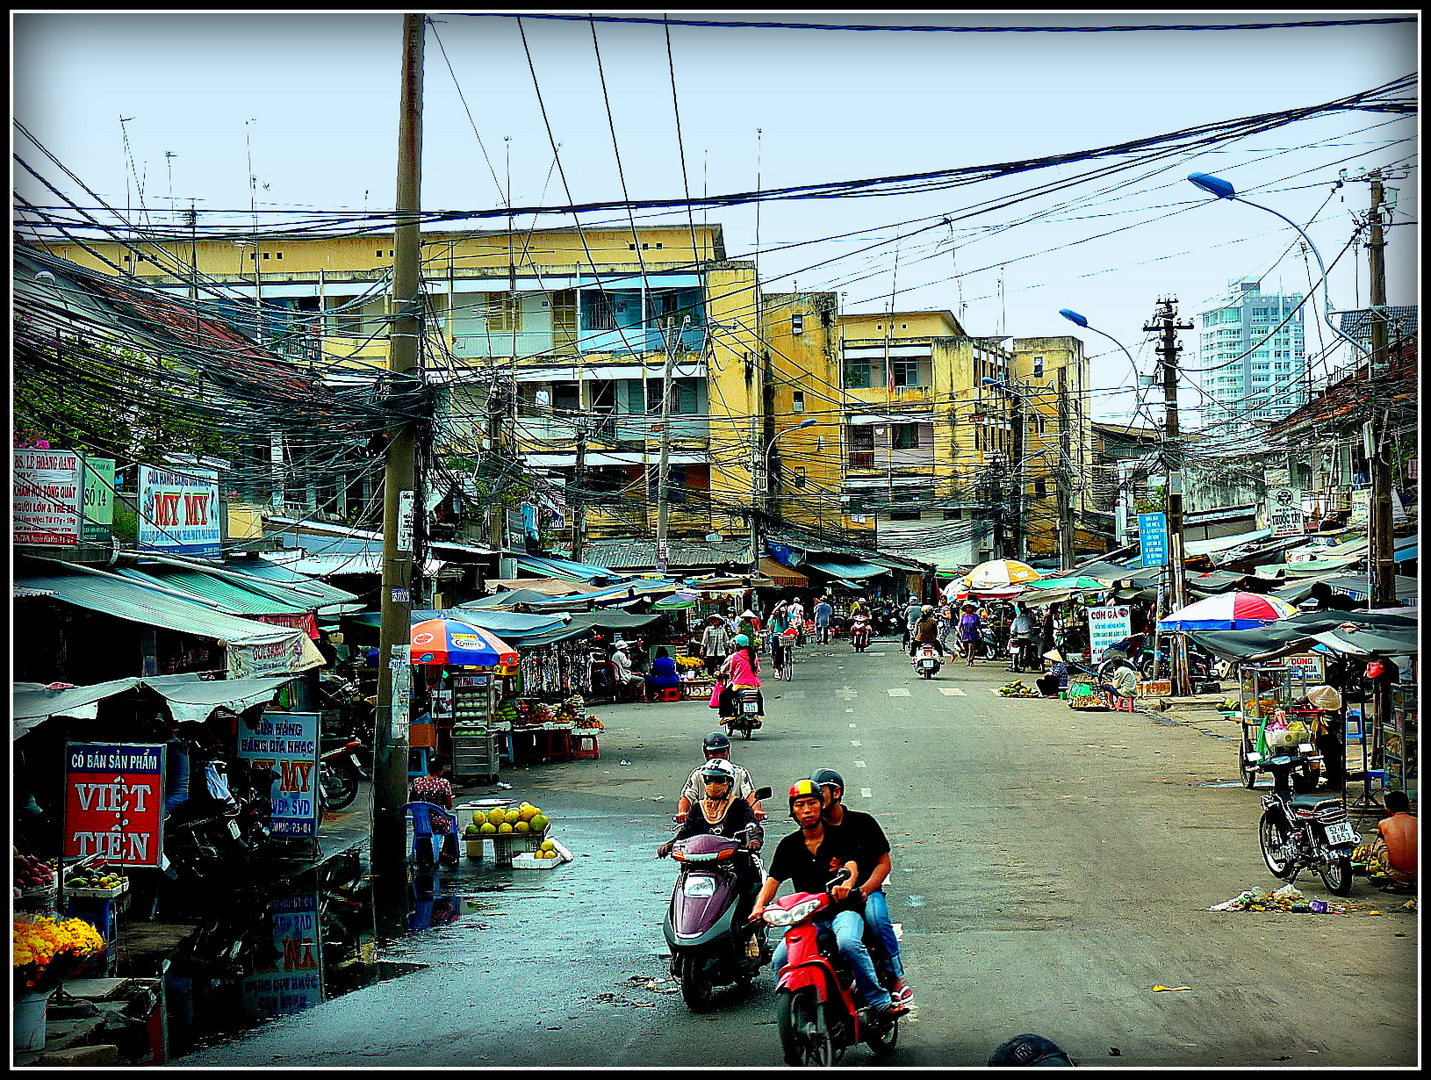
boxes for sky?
[12,11,1420,427]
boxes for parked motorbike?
[1007,634,1039,673]
[911,642,942,679]
[164,758,275,892]
[871,609,904,638]
[764,868,900,1066]
[1257,751,1358,895]
[724,687,764,741]
[849,616,872,652]
[318,734,368,812]
[661,800,772,1012]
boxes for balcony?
[575,325,706,357]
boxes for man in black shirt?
[810,768,911,1004]
[751,779,902,1017]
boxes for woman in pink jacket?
[718,633,764,718]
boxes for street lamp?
[1185,173,1370,360]
[750,417,818,568]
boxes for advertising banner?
[1283,653,1325,682]
[227,632,315,679]
[1086,604,1134,664]
[1266,487,1305,538]
[137,463,221,557]
[14,448,84,545]
[1137,512,1168,568]
[237,711,321,839]
[62,743,165,866]
[241,891,324,1020]
[82,456,116,541]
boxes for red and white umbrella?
[1157,591,1297,632]
[960,559,1042,592]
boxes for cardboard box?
[1138,680,1172,697]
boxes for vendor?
[1098,660,1139,703]
[1362,790,1417,893]
[610,641,645,702]
[645,646,683,699]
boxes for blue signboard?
[1138,512,1169,568]
[237,711,321,838]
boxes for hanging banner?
[1137,513,1168,568]
[13,447,84,546]
[1086,604,1133,664]
[258,612,321,640]
[227,632,320,679]
[62,742,165,866]
[1266,487,1305,537]
[237,711,321,839]
[82,456,116,541]
[137,463,222,557]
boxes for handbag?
[708,678,725,708]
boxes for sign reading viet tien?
[137,463,221,557]
[1086,604,1134,664]
[14,448,84,545]
[237,711,321,839]
[63,743,165,866]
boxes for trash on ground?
[1207,886,1346,914]
[1151,985,1192,992]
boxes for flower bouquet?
[13,914,106,996]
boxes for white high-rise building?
[1196,279,1307,431]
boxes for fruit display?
[574,715,604,731]
[14,852,56,897]
[1068,694,1110,710]
[675,655,704,671]
[463,802,551,840]
[493,698,521,726]
[998,680,1040,698]
[553,695,584,724]
[63,861,127,893]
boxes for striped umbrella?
[1157,591,1297,632]
[962,559,1042,591]
[411,618,520,666]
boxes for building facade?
[1196,278,1307,431]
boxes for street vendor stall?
[1235,657,1329,789]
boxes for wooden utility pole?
[1145,298,1194,696]
[570,426,588,564]
[654,318,687,575]
[1366,171,1396,608]
[373,12,425,932]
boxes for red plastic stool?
[572,732,600,760]
[655,687,682,702]
[1112,695,1137,712]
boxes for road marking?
[851,740,862,747]
[860,788,872,798]
[783,689,807,699]
[887,688,911,697]
[854,761,866,768]
[939,687,967,696]
[838,686,859,700]
[846,709,855,714]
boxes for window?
[792,391,805,414]
[890,359,928,388]
[1034,478,1048,497]
[889,508,921,521]
[484,296,522,333]
[844,359,876,389]
[849,427,875,451]
[586,292,616,330]
[891,424,920,450]
[792,314,804,336]
[1033,356,1044,378]
[942,509,962,520]
[791,467,807,489]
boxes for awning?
[14,673,291,739]
[513,555,628,585]
[261,551,448,577]
[1186,610,1418,664]
[758,558,808,588]
[348,607,567,641]
[511,609,665,648]
[801,557,886,580]
[1310,625,1418,658]
[114,566,312,617]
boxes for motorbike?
[764,868,900,1066]
[661,799,773,1012]
[1257,750,1358,895]
[911,642,942,679]
[723,687,764,741]
[849,616,872,652]
[1007,634,1040,673]
[163,758,276,896]
[318,734,368,812]
[871,609,903,638]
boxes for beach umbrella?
[962,559,1041,591]
[1157,591,1297,633]
[411,617,520,666]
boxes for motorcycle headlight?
[764,897,821,926]
[682,875,717,899]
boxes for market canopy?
[513,555,628,585]
[1186,609,1418,664]
[508,609,664,649]
[800,556,886,581]
[13,673,291,739]
[759,557,811,587]
[1309,625,1418,659]
[1022,576,1107,591]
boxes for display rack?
[1236,662,1327,789]
[1382,682,1417,801]
[449,672,500,783]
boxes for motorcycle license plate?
[1324,821,1357,846]
[227,820,242,841]
[349,754,363,769]
[742,702,760,714]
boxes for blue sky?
[13,12,1419,424]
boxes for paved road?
[174,639,1418,1068]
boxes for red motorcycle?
[762,869,900,1066]
[848,615,871,652]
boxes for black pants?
[910,640,945,657]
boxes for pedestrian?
[737,609,762,651]
[814,596,833,644]
[767,601,793,678]
[901,594,922,650]
[1367,789,1417,892]
[957,603,982,663]
[936,600,953,648]
[699,614,734,677]
[787,597,806,646]
[408,754,459,866]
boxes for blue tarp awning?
[514,555,628,585]
[801,558,887,580]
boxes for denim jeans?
[862,889,904,980]
[770,909,892,1010]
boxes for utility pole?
[1145,297,1194,696]
[748,412,762,571]
[1056,366,1075,571]
[570,426,587,564]
[654,317,687,576]
[373,12,425,933]
[1365,170,1396,608]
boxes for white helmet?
[698,758,738,789]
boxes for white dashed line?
[854,761,866,768]
[887,688,912,697]
[846,709,855,714]
[860,788,872,798]
[939,687,967,696]
[851,740,862,747]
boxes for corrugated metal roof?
[579,538,750,570]
[14,570,297,645]
[116,566,310,616]
[217,558,361,609]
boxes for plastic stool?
[496,730,514,764]
[1111,695,1136,712]
[572,732,600,760]
[655,686,682,702]
[404,802,459,865]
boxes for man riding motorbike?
[750,780,906,1019]
[676,731,764,823]
[908,604,946,659]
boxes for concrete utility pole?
[1144,298,1194,697]
[1365,171,1396,609]
[654,317,689,576]
[570,426,587,564]
[1056,366,1075,571]
[373,11,425,932]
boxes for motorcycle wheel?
[1320,853,1353,896]
[864,1011,900,1057]
[319,764,359,812]
[680,956,714,1012]
[1259,812,1295,878]
[921,669,933,679]
[778,986,832,1067]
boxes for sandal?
[893,985,914,1005]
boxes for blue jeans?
[863,889,904,980]
[771,909,892,1010]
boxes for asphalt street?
[173,637,1419,1069]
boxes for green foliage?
[1134,484,1167,515]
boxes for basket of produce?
[62,859,129,898]
[998,680,1040,698]
[1068,694,1110,711]
[13,853,58,903]
[511,838,572,868]
[462,802,553,858]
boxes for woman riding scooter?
[718,634,764,726]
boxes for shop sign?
[1283,653,1325,682]
[227,632,310,679]
[137,463,222,557]
[1137,513,1168,568]
[13,448,84,545]
[1348,488,1371,526]
[238,710,320,838]
[62,742,165,866]
[82,456,116,540]
[1266,487,1305,538]
[241,891,324,1020]
[258,612,321,640]
[1086,604,1133,664]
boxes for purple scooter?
[660,792,773,1012]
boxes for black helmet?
[987,1034,1074,1067]
[810,768,844,796]
[702,731,731,755]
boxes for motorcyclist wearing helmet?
[659,760,763,858]
[810,768,911,1005]
[901,594,923,649]
[717,634,764,723]
[676,731,763,823]
[749,780,906,1019]
[909,603,946,658]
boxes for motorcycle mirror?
[753,787,773,800]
